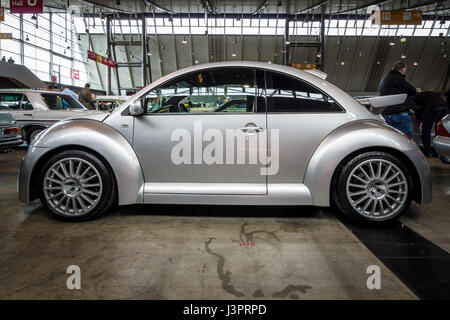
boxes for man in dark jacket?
[379,61,420,139]
[414,91,450,157]
[78,83,96,110]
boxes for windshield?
[40,93,86,110]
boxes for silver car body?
[0,89,105,139]
[433,114,450,164]
[17,61,432,209]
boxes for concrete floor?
[0,148,448,300]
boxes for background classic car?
[0,89,106,145]
[0,112,22,152]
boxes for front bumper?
[17,146,50,204]
[404,150,432,205]
[433,136,450,164]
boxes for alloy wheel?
[346,158,408,220]
[43,157,103,217]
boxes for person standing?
[379,61,420,139]
[61,85,78,100]
[78,83,96,110]
[414,91,450,157]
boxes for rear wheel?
[39,150,117,221]
[26,127,45,145]
[332,151,412,222]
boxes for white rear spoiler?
[304,69,327,80]
[355,94,407,114]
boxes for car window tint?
[266,72,342,113]
[0,94,23,111]
[143,68,262,114]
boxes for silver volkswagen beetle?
[17,61,432,222]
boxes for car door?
[133,67,268,196]
[264,71,350,185]
[0,93,34,129]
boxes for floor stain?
[239,223,280,248]
[205,237,245,298]
[253,289,265,298]
[272,284,312,298]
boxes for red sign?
[70,69,80,80]
[87,50,116,68]
[10,0,43,14]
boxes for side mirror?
[129,99,144,116]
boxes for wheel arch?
[329,146,422,206]
[26,120,144,206]
[303,120,426,207]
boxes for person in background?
[445,89,450,108]
[78,83,96,110]
[1,56,6,62]
[214,96,222,107]
[379,61,421,139]
[61,85,78,100]
[7,57,14,63]
[414,91,450,157]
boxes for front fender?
[304,120,429,206]
[20,119,144,205]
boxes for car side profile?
[18,61,432,222]
[0,89,105,144]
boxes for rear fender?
[304,120,422,206]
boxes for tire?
[38,150,117,221]
[332,151,412,222]
[26,127,45,145]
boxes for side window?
[0,94,24,111]
[266,72,343,113]
[143,68,263,114]
[21,95,33,110]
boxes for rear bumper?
[433,136,450,164]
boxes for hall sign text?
[10,0,43,14]
[371,10,423,25]
[87,50,116,68]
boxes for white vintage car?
[0,89,105,144]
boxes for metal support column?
[106,15,112,95]
[318,9,325,71]
[141,13,148,87]
[283,17,290,65]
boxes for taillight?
[2,127,19,135]
[437,120,450,137]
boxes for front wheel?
[27,127,45,145]
[332,151,412,222]
[39,150,117,221]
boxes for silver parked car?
[17,62,432,222]
[433,115,450,164]
[0,89,105,144]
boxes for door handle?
[23,113,33,116]
[240,126,264,132]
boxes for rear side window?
[266,72,343,113]
[0,93,32,110]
